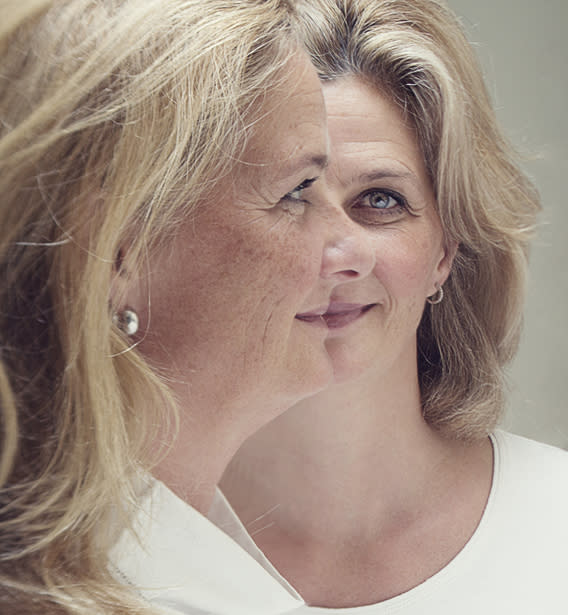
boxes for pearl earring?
[113,309,139,336]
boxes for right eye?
[351,188,412,225]
[358,189,406,212]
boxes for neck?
[151,422,237,515]
[151,389,294,515]
[220,357,493,608]
[221,361,490,543]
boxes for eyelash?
[282,177,318,203]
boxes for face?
[295,75,456,385]
[125,51,332,429]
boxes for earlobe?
[109,244,143,323]
[428,240,458,299]
[437,239,459,286]
[110,247,129,307]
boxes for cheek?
[134,211,325,392]
[179,221,320,322]
[233,220,322,295]
[374,234,442,298]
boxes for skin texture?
[119,51,335,510]
[221,76,493,607]
[135,54,332,419]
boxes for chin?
[287,357,335,402]
[324,339,376,385]
[325,355,372,386]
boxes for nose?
[320,214,375,281]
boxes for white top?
[110,431,568,614]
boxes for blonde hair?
[0,0,297,612]
[296,0,541,439]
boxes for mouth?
[295,302,377,330]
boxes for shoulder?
[463,431,567,608]
[493,429,568,474]
[490,429,568,520]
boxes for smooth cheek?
[376,234,440,302]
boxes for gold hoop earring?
[426,285,444,305]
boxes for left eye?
[282,177,318,202]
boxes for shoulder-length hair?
[296,0,541,440]
[0,0,296,612]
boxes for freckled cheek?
[193,245,313,334]
[240,226,320,287]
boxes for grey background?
[447,0,568,448]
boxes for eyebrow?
[285,153,329,176]
[358,169,418,185]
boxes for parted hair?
[0,0,297,612]
[295,0,541,439]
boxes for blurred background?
[447,0,568,448]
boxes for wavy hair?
[0,0,297,612]
[295,0,541,439]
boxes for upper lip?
[296,302,376,320]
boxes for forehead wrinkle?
[327,150,423,193]
[330,137,421,168]
[239,124,328,177]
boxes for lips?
[295,302,376,330]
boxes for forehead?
[239,50,328,175]
[322,76,426,177]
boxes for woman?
[220,0,568,612]
[0,1,332,613]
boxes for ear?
[109,244,145,318]
[430,239,458,295]
[109,247,127,308]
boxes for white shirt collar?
[109,477,304,615]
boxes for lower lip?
[296,305,375,331]
[324,308,367,329]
